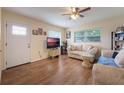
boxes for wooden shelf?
[112,31,124,51]
[115,39,124,43]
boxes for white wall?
[67,15,124,49]
[1,9,66,69]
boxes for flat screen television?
[47,37,60,49]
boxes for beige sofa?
[92,49,124,84]
[67,44,99,62]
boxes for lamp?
[70,14,77,20]
[70,14,79,20]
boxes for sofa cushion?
[70,45,82,51]
[83,45,93,51]
[88,47,98,55]
[101,50,114,58]
[70,51,82,55]
[76,45,82,51]
[114,49,124,67]
[98,56,118,67]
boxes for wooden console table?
[48,48,59,59]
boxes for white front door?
[6,23,30,68]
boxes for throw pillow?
[75,45,82,51]
[88,47,98,55]
[112,52,118,58]
[87,45,93,51]
[70,45,82,51]
[83,45,93,51]
[114,49,124,67]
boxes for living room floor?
[1,55,93,85]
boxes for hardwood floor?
[1,55,93,85]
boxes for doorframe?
[4,21,31,69]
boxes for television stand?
[48,48,59,59]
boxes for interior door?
[7,23,30,68]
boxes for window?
[74,29,101,42]
[12,25,27,36]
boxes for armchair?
[92,49,124,84]
[92,63,124,84]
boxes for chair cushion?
[98,56,118,67]
[114,49,124,67]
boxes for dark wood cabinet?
[61,40,67,55]
[61,46,67,55]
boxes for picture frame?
[32,29,38,35]
[38,28,43,35]
[43,31,47,36]
[66,31,71,39]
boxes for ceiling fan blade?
[79,14,84,17]
[79,7,91,13]
[62,14,70,15]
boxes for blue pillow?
[98,56,118,67]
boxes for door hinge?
[6,23,8,27]
[6,61,7,65]
[5,43,7,46]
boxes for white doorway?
[6,23,31,68]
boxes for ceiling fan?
[62,7,91,20]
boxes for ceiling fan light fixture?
[70,14,77,20]
[75,14,79,17]
[62,7,91,20]
[70,14,79,20]
[72,7,76,12]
